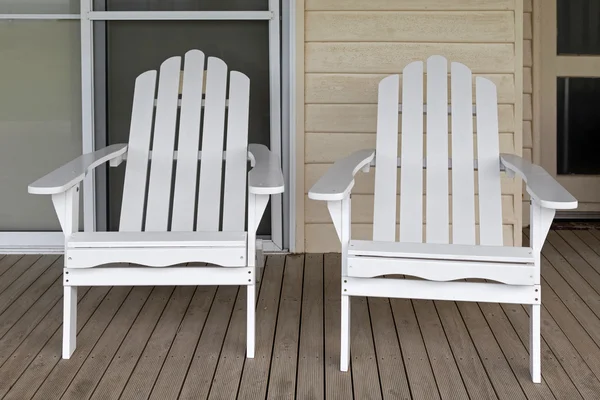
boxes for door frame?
[536,0,600,216]
[81,0,294,252]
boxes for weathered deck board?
[2,229,600,399]
[266,254,304,400]
[296,253,325,400]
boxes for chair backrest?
[119,50,251,233]
[373,55,503,246]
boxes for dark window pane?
[557,77,600,174]
[102,0,268,11]
[558,0,600,55]
[101,20,272,234]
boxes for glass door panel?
[0,20,82,230]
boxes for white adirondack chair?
[28,50,284,360]
[308,55,577,383]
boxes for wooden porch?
[1,229,600,399]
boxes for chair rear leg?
[340,294,351,371]
[63,286,77,359]
[247,283,256,358]
[530,304,541,383]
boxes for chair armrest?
[28,144,128,195]
[308,149,375,201]
[500,153,578,210]
[248,144,284,195]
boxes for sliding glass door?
[0,2,81,242]
[90,0,282,244]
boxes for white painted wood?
[247,195,270,236]
[327,201,343,241]
[67,231,246,248]
[308,149,375,201]
[451,62,477,245]
[28,144,128,195]
[27,52,285,363]
[127,150,254,164]
[120,70,158,232]
[425,56,449,244]
[530,304,542,383]
[145,56,182,231]
[348,240,533,263]
[501,154,578,209]
[475,77,503,246]
[248,144,285,195]
[51,186,80,240]
[399,61,424,243]
[66,247,247,268]
[304,55,568,382]
[172,50,206,232]
[247,284,256,358]
[223,72,251,231]
[341,295,350,372]
[63,286,77,359]
[347,256,535,285]
[196,57,228,231]
[373,74,400,242]
[340,195,352,372]
[342,278,541,305]
[64,266,254,286]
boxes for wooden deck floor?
[2,230,600,399]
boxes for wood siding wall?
[303,0,524,252]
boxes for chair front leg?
[52,184,80,359]
[328,196,352,371]
[529,200,554,383]
[246,193,270,359]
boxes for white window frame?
[0,0,297,253]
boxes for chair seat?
[348,240,534,264]
[347,240,535,285]
[66,231,248,268]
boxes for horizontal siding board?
[306,73,516,104]
[305,194,515,224]
[306,11,515,43]
[305,224,515,252]
[306,104,514,133]
[305,132,515,163]
[305,165,517,195]
[306,0,515,11]
[306,43,515,73]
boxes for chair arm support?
[500,153,578,210]
[308,149,376,201]
[28,144,128,195]
[248,144,284,195]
